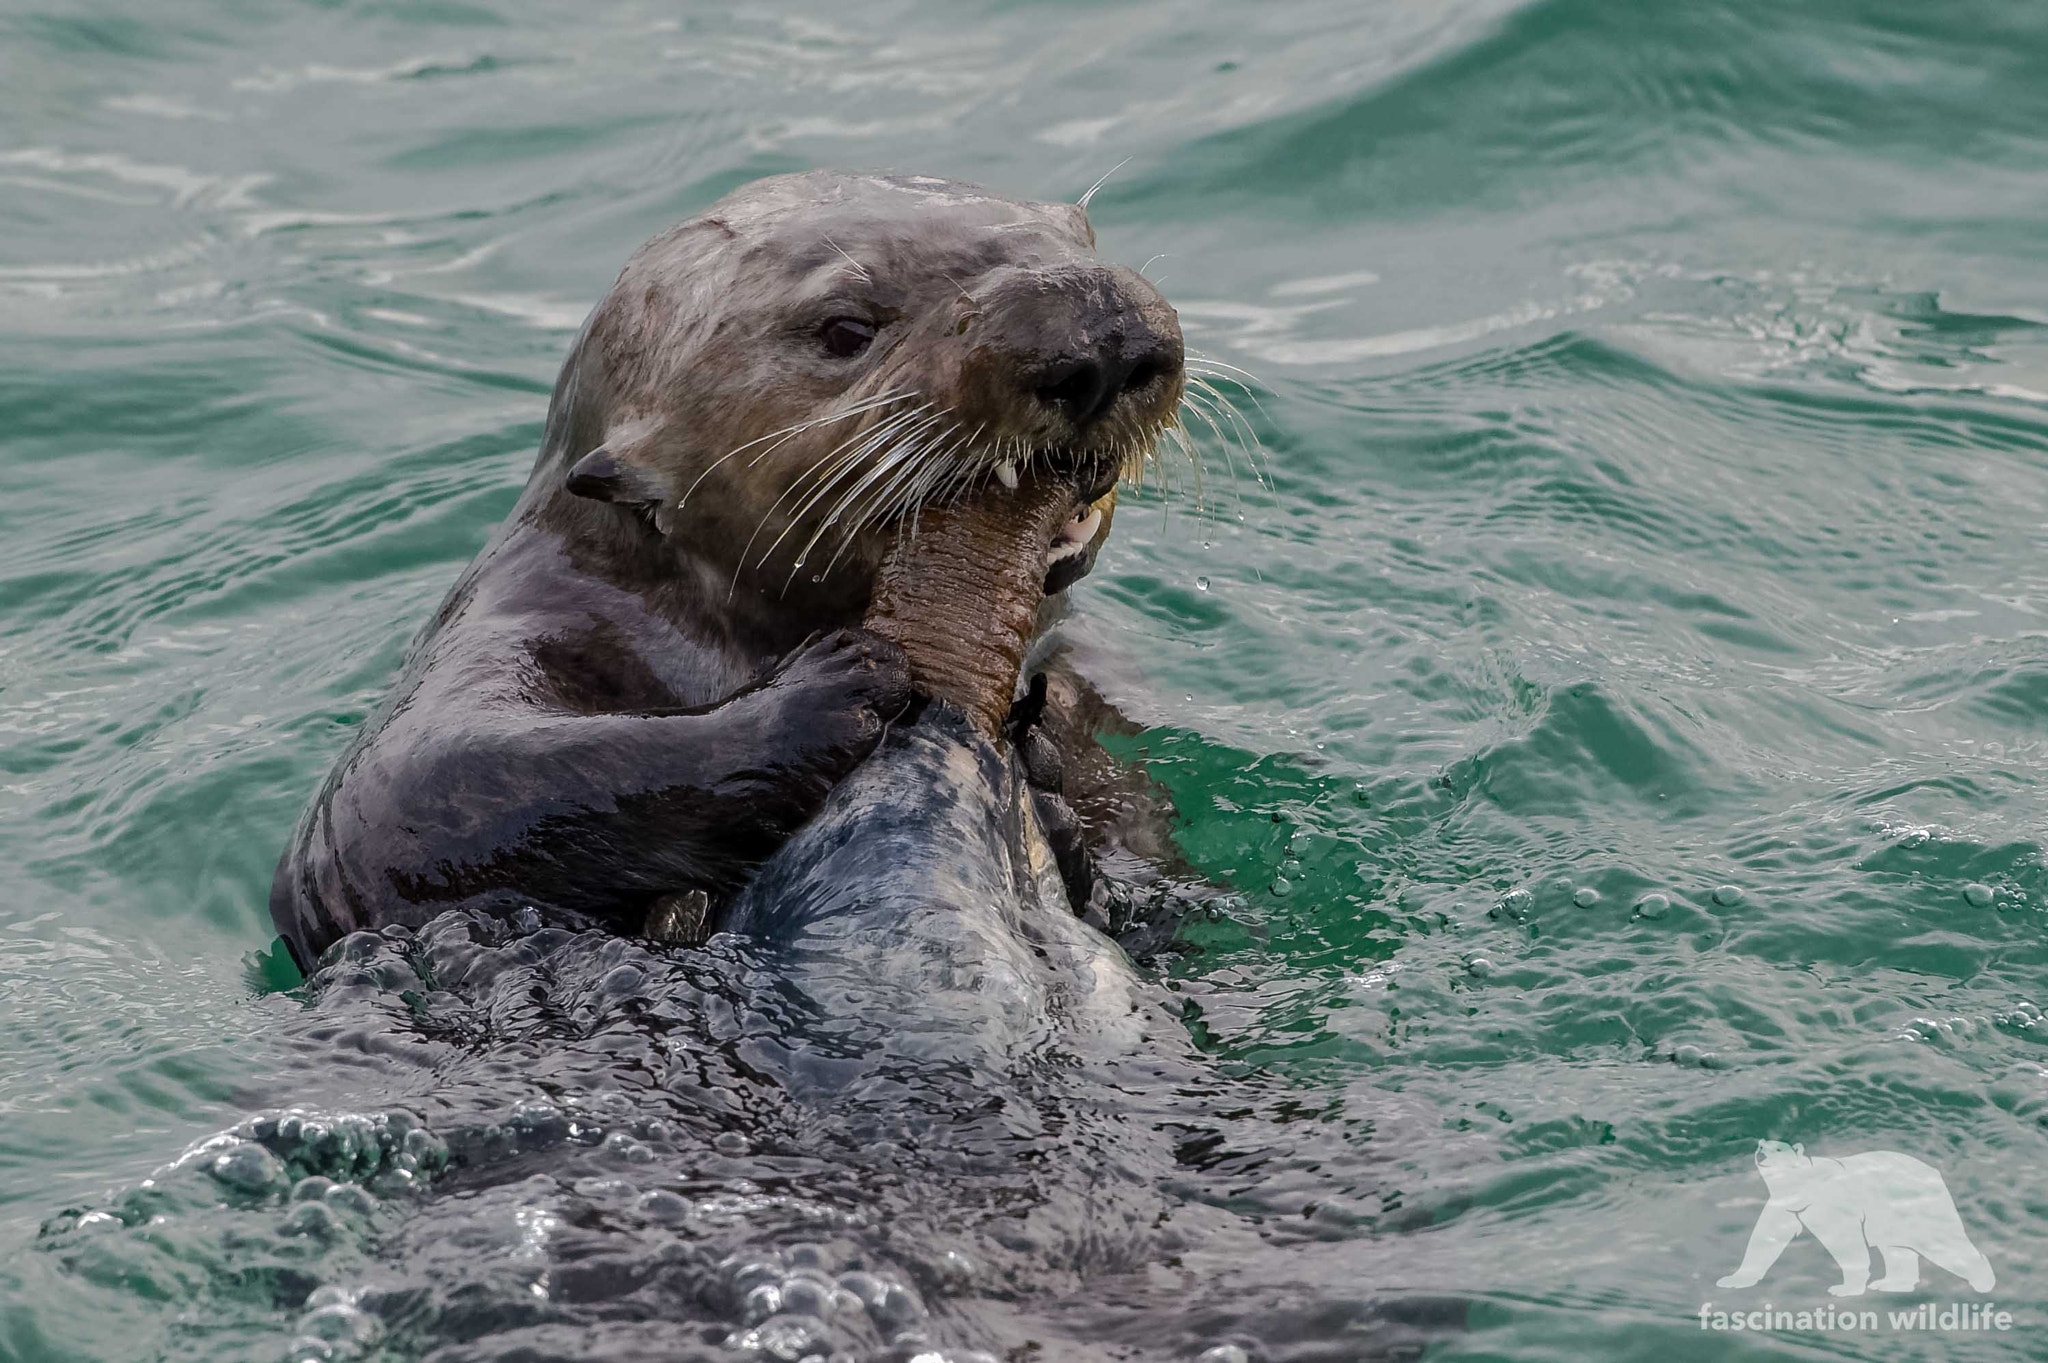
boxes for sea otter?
[269,171,1186,970]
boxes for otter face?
[564,172,1185,619]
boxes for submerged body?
[725,702,1146,1076]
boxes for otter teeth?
[1045,503,1103,568]
[994,460,1019,490]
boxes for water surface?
[4,1,2048,1359]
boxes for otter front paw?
[774,625,912,715]
[1032,786,1095,913]
[767,626,912,760]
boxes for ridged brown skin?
[866,479,1080,738]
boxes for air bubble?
[779,1275,832,1317]
[741,1283,782,1324]
[1572,887,1600,908]
[1634,892,1670,920]
[1195,576,1210,591]
[295,1303,380,1350]
[209,1143,285,1196]
[324,1184,376,1217]
[1965,883,1995,908]
[635,1189,691,1223]
[281,1200,341,1240]
[1199,1348,1252,1363]
[1712,884,1745,906]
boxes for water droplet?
[811,573,824,584]
[1270,876,1294,896]
[1712,884,1745,906]
[1965,883,1995,908]
[1634,892,1671,920]
[1499,888,1533,917]
[1573,887,1600,908]
[1195,576,1210,591]
[1465,955,1495,978]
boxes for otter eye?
[819,316,876,359]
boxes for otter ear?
[567,446,669,506]
[566,414,674,508]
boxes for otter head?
[549,171,1185,647]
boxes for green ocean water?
[4,0,2048,1359]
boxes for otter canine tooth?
[995,461,1019,490]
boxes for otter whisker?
[812,420,970,583]
[680,387,916,509]
[1192,385,1272,496]
[1182,383,1252,485]
[806,413,972,586]
[765,409,952,581]
[782,404,936,525]
[1077,156,1132,210]
[1179,389,1246,517]
[829,410,954,527]
[742,388,918,471]
[940,271,975,308]
[764,409,941,563]
[892,421,981,542]
[1185,354,1276,482]
[821,234,871,283]
[883,415,971,512]
[1184,366,1271,463]
[731,402,934,588]
[1184,353,1266,386]
[783,412,951,579]
[909,420,983,514]
[1164,421,1201,494]
[1180,374,1269,495]
[1188,383,1262,509]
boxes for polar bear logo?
[1717,1140,1994,1297]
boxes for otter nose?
[1028,331,1179,428]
